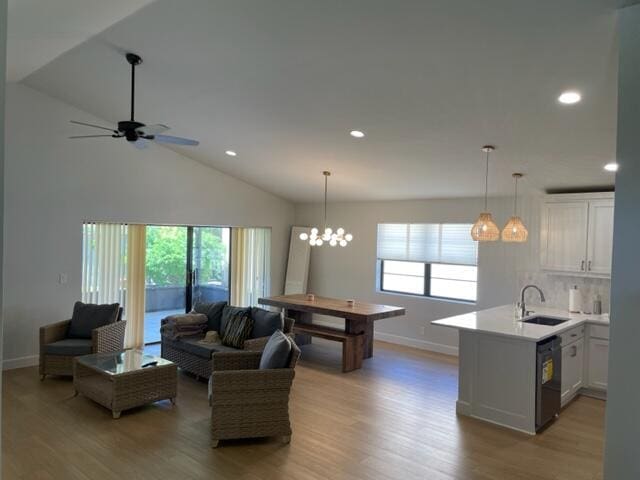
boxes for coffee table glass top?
[77,350,173,375]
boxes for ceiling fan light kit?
[299,171,353,247]
[69,52,199,148]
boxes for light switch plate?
[58,273,68,285]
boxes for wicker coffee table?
[73,350,177,419]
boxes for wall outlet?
[58,273,68,285]
[419,326,426,336]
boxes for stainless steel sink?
[522,316,569,326]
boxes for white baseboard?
[373,332,459,356]
[307,319,459,357]
[3,355,38,370]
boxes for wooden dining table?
[258,294,405,360]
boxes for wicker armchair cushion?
[68,301,120,339]
[250,307,283,339]
[259,330,292,370]
[221,313,254,348]
[44,338,93,356]
[192,301,227,331]
[220,306,250,335]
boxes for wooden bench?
[293,324,364,372]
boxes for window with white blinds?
[377,223,478,302]
[82,222,128,308]
[377,223,477,266]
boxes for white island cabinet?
[432,305,609,435]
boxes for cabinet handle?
[588,260,592,271]
[580,260,585,271]
[571,345,577,357]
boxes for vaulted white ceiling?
[17,0,619,202]
[7,0,156,81]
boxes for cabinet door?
[561,339,584,407]
[588,338,609,390]
[586,199,615,276]
[541,202,589,272]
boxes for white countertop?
[431,304,609,342]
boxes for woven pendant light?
[471,146,500,241]
[502,173,528,242]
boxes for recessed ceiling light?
[350,130,365,138]
[558,91,581,104]
[604,162,619,172]
[225,150,237,156]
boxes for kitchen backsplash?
[517,271,611,314]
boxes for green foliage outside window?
[145,226,228,287]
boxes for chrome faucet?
[519,284,546,318]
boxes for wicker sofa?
[39,303,126,379]
[160,302,294,379]
[209,340,301,447]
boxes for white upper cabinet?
[586,199,615,275]
[540,193,615,277]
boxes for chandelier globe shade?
[299,171,353,247]
[502,173,528,242]
[471,146,500,241]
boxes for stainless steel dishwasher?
[536,336,561,431]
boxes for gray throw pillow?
[250,307,284,339]
[220,306,250,335]
[192,301,227,331]
[259,330,292,370]
[68,301,120,339]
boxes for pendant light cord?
[323,172,328,229]
[513,176,518,215]
[484,151,489,211]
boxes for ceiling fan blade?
[136,124,170,136]
[133,138,150,149]
[153,134,199,146]
[70,120,118,133]
[68,135,116,139]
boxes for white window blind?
[377,223,477,266]
[82,222,128,307]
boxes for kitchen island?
[432,305,609,434]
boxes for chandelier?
[299,171,353,247]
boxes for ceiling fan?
[69,53,199,149]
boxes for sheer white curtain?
[82,222,147,348]
[230,228,271,307]
[82,223,128,306]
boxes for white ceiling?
[18,0,619,202]
[6,0,156,81]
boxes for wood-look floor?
[3,340,605,480]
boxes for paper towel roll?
[569,286,582,313]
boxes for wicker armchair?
[39,310,126,379]
[209,341,301,448]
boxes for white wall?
[3,83,295,367]
[295,195,611,355]
[604,4,640,479]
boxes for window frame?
[379,259,477,304]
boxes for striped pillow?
[221,312,254,348]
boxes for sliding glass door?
[190,227,230,307]
[144,226,188,344]
[144,225,230,345]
